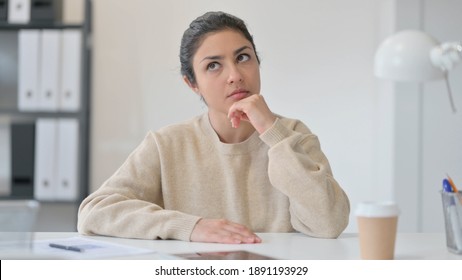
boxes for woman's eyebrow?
[234,45,252,55]
[200,45,252,63]
[201,54,223,63]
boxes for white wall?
[90,0,397,233]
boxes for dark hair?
[180,11,260,85]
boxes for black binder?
[30,0,62,22]
[0,0,7,22]
[10,122,35,198]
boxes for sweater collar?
[199,113,263,155]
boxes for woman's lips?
[228,90,249,100]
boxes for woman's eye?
[237,54,250,63]
[207,62,220,71]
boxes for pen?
[49,243,84,252]
[446,174,459,192]
[443,179,453,192]
[445,174,462,204]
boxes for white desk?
[3,232,459,260]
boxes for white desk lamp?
[374,30,461,112]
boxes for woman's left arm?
[228,94,350,238]
[260,119,350,238]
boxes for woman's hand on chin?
[228,94,276,134]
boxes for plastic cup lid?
[355,201,400,217]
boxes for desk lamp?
[374,30,461,112]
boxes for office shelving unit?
[0,0,91,230]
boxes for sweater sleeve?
[77,132,201,241]
[260,118,350,238]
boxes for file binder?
[0,0,7,21]
[0,123,11,196]
[34,118,79,201]
[34,118,57,200]
[38,29,60,111]
[18,29,40,111]
[30,0,61,22]
[7,0,30,23]
[11,122,35,198]
[60,30,82,111]
[55,119,79,201]
[18,30,84,112]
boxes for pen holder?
[440,191,462,254]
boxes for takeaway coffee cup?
[356,201,400,260]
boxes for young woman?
[78,11,350,244]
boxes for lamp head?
[374,30,445,82]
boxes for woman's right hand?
[190,218,262,244]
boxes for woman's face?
[189,29,261,117]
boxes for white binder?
[60,30,82,112]
[34,118,58,201]
[55,119,79,201]
[18,29,40,111]
[7,0,30,23]
[38,30,61,111]
[0,123,10,196]
[34,118,80,201]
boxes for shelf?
[0,109,85,118]
[0,195,80,203]
[0,22,83,30]
[0,1,92,204]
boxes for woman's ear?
[183,76,200,94]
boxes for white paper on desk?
[33,237,155,259]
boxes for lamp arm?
[430,42,460,113]
[430,42,462,72]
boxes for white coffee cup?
[355,201,400,260]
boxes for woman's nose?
[227,65,243,84]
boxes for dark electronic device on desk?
[175,250,276,260]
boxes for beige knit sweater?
[78,113,350,241]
